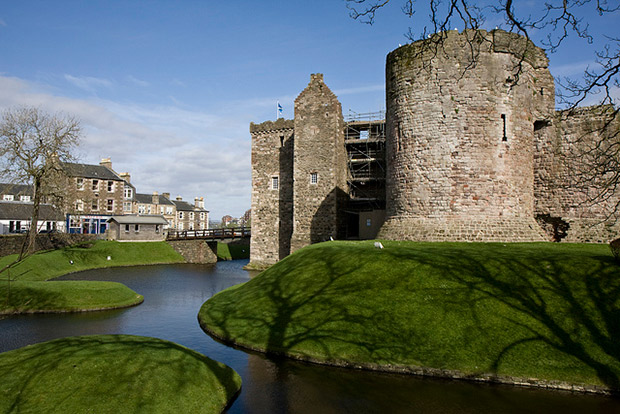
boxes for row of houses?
[0,158,209,237]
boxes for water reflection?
[0,261,619,413]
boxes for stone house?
[107,215,168,241]
[171,196,209,231]
[134,192,176,228]
[63,158,135,234]
[249,29,620,269]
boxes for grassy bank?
[0,240,185,314]
[0,335,241,413]
[216,242,250,261]
[199,241,620,392]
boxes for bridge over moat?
[166,227,250,241]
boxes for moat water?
[1,260,619,413]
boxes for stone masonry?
[249,29,619,267]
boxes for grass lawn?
[0,240,185,314]
[216,242,250,261]
[0,335,241,413]
[198,241,620,392]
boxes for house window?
[177,222,183,230]
[92,179,99,191]
[147,206,152,214]
[138,205,146,214]
[366,218,372,227]
[271,176,279,190]
[20,195,31,202]
[91,200,99,211]
[160,207,164,214]
[155,224,160,233]
[107,199,114,212]
[200,222,205,230]
[166,207,173,215]
[107,181,114,192]
[189,222,194,230]
[134,224,139,232]
[189,212,194,220]
[76,178,84,190]
[76,199,84,211]
[124,187,133,199]
[179,211,184,219]
[3,194,14,201]
[124,224,130,233]
[200,212,205,220]
[124,202,132,212]
[310,172,318,184]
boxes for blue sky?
[0,1,617,221]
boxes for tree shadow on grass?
[385,244,620,390]
[0,335,241,413]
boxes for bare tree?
[345,0,619,108]
[0,106,81,257]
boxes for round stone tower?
[378,29,555,241]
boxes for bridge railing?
[166,227,251,241]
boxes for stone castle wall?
[535,105,620,242]
[379,30,553,241]
[290,74,348,252]
[249,118,294,268]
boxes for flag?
[277,102,283,118]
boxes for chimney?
[194,197,201,208]
[152,191,159,205]
[176,196,182,201]
[100,158,112,170]
[119,172,131,183]
[162,192,170,200]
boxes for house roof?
[0,183,33,196]
[134,193,174,206]
[171,199,209,212]
[0,202,64,221]
[107,215,168,225]
[63,162,123,181]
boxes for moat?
[1,261,619,413]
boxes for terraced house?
[171,196,209,231]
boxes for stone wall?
[379,29,552,241]
[290,74,348,252]
[166,240,217,264]
[0,233,97,257]
[535,105,620,242]
[249,118,294,268]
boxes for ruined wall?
[535,105,620,242]
[248,119,294,268]
[379,29,553,241]
[290,74,348,252]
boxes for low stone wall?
[0,233,97,258]
[166,240,218,264]
[378,216,549,242]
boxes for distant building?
[0,183,65,234]
[171,196,209,231]
[134,192,176,228]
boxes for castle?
[249,29,620,269]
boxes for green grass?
[216,242,250,261]
[0,281,143,314]
[0,335,241,413]
[0,240,185,314]
[199,241,620,391]
[0,240,185,282]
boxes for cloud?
[125,75,150,87]
[0,75,252,219]
[550,60,593,78]
[171,78,186,87]
[334,83,385,96]
[64,74,113,92]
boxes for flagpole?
[276,101,279,120]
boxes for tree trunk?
[24,176,43,257]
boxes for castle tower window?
[310,172,318,184]
[501,114,507,142]
[271,176,279,190]
[280,135,284,147]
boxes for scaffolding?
[344,114,386,210]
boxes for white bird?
[374,242,384,249]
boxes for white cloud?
[125,75,150,87]
[0,75,252,219]
[550,60,593,78]
[64,74,113,92]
